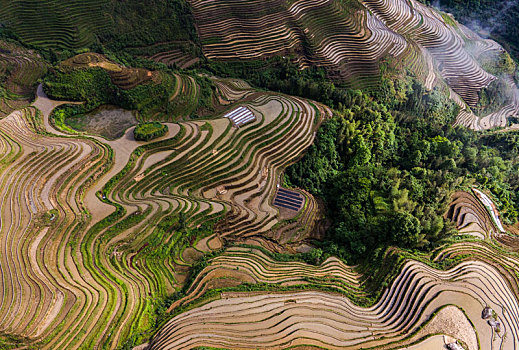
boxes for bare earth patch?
[66,105,138,140]
[413,305,478,350]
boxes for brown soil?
[66,105,138,140]
[413,306,477,350]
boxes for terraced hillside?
[149,240,519,349]
[446,190,500,239]
[146,43,201,70]
[166,246,366,313]
[0,0,109,49]
[0,78,329,349]
[3,0,519,129]
[3,66,518,350]
[0,0,197,53]
[188,0,519,130]
[0,40,47,117]
[0,106,111,348]
[44,53,217,122]
[61,53,159,90]
[1,0,519,349]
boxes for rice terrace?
[2,0,519,349]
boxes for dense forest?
[286,85,519,263]
[44,67,175,114]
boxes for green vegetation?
[2,1,519,349]
[0,333,28,349]
[0,39,48,116]
[285,78,519,263]
[204,58,339,106]
[0,0,109,49]
[201,57,519,264]
[44,61,215,126]
[134,122,168,141]
[474,79,510,115]
[0,0,198,53]
[44,67,175,115]
[98,0,198,53]
[479,51,516,76]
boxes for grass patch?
[134,122,168,142]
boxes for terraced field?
[1,1,519,349]
[0,78,329,348]
[155,73,203,121]
[47,53,216,122]
[446,190,501,239]
[187,0,519,130]
[167,246,366,313]
[61,53,159,90]
[2,76,518,350]
[1,66,518,350]
[148,48,200,70]
[141,186,519,350]
[0,106,112,348]
[149,242,519,349]
[212,78,255,106]
[0,0,109,49]
[0,40,47,117]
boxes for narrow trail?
[33,84,182,225]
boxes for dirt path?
[83,123,180,225]
[33,84,81,137]
[32,84,181,225]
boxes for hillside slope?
[0,79,329,349]
[1,1,519,349]
[0,0,197,51]
[0,40,47,117]
[189,0,519,130]
[2,0,519,130]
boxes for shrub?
[134,122,168,141]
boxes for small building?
[223,106,256,127]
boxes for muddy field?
[66,105,138,140]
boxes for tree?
[390,212,424,248]
[350,135,371,167]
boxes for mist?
[432,0,519,39]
